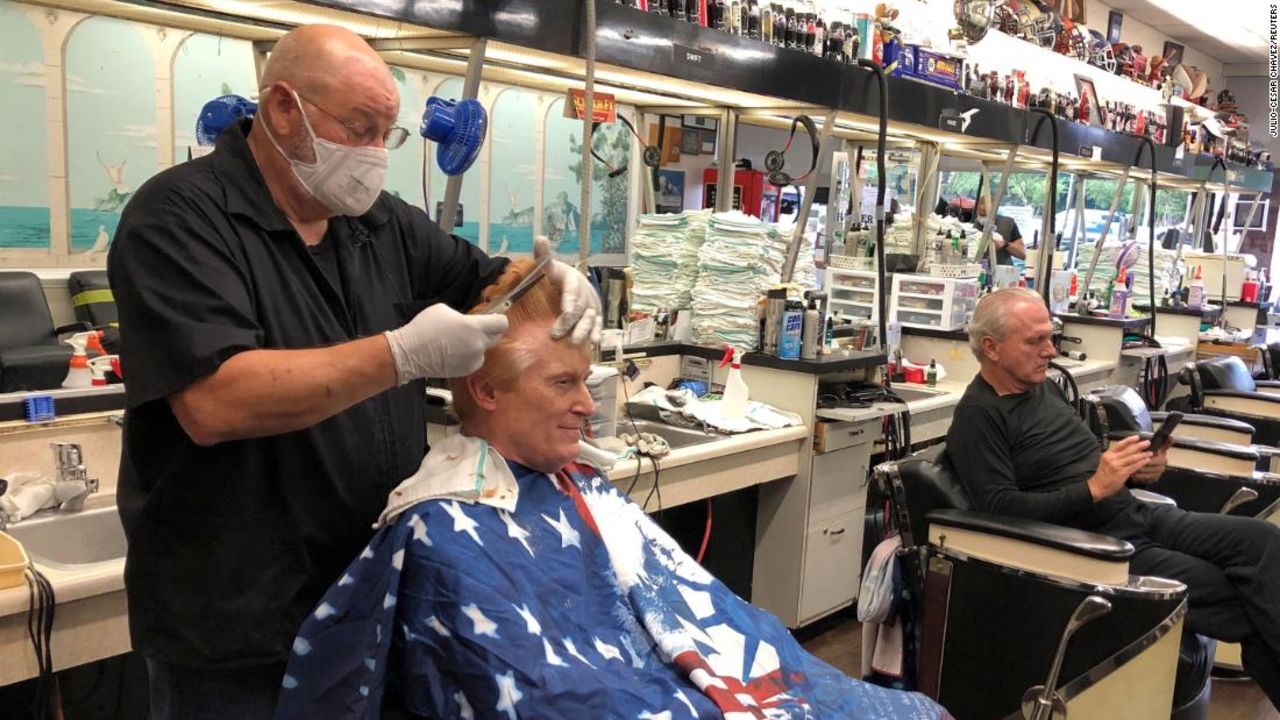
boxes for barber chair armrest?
[1256,381,1280,397]
[926,509,1134,586]
[1151,411,1254,435]
[1107,430,1258,460]
[1203,389,1280,404]
[53,322,92,336]
[1131,488,1177,507]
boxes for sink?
[888,386,946,403]
[6,505,126,570]
[621,419,721,449]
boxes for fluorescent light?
[1154,0,1267,50]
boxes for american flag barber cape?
[274,434,951,720]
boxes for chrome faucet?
[51,442,99,512]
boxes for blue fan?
[196,94,258,146]
[420,97,486,176]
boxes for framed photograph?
[1073,74,1102,126]
[680,128,702,156]
[1107,10,1123,45]
[682,115,719,132]
[656,170,685,214]
[699,128,717,155]
[1162,41,1185,68]
[647,124,683,165]
[1234,199,1270,229]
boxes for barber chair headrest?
[1265,342,1280,381]
[888,449,973,547]
[1089,385,1154,434]
[1196,355,1257,393]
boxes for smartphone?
[1149,411,1184,450]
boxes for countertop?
[0,495,124,619]
[604,424,809,484]
[814,357,1118,424]
[0,426,811,618]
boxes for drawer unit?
[826,267,879,321]
[809,443,872,527]
[890,274,979,331]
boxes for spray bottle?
[62,331,105,389]
[87,355,120,387]
[719,345,751,421]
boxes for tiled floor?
[800,615,1279,720]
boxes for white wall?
[1082,0,1224,83]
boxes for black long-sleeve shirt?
[947,374,1134,530]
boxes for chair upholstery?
[0,272,72,392]
[884,450,1212,719]
[1198,355,1261,392]
[1189,356,1280,448]
[68,270,117,328]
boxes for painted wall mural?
[0,0,635,266]
[66,15,157,257]
[0,2,49,250]
[488,87,538,257]
[173,32,258,160]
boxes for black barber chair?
[67,270,120,354]
[1262,342,1280,381]
[1181,355,1280,448]
[876,449,1212,720]
[1088,386,1280,520]
[0,271,87,392]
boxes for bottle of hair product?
[779,299,805,360]
[801,298,821,360]
[1109,266,1129,319]
[1187,265,1205,309]
[926,358,938,387]
[719,346,751,420]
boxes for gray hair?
[967,287,1044,359]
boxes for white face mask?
[263,89,388,217]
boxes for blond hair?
[450,258,565,423]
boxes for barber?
[974,194,1026,265]
[107,25,599,720]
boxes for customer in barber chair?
[948,287,1280,710]
[274,259,951,720]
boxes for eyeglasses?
[297,92,410,150]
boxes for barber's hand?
[384,303,508,383]
[535,235,602,345]
[1087,435,1153,500]
[1131,445,1169,486]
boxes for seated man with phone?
[947,288,1280,711]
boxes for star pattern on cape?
[462,603,500,639]
[443,500,484,546]
[494,671,523,720]
[499,510,534,556]
[541,507,581,549]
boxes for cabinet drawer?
[810,444,871,527]
[799,511,866,623]
[813,419,877,454]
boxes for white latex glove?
[384,303,508,382]
[535,235,602,344]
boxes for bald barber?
[108,25,600,719]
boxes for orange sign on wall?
[564,88,617,123]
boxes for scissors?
[478,255,552,314]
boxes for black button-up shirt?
[107,120,507,667]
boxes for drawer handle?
[824,527,847,536]
[847,429,864,437]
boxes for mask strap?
[260,85,319,167]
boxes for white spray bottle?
[719,345,750,421]
[62,331,104,389]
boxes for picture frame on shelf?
[680,128,702,156]
[1162,41,1184,69]
[1107,10,1123,45]
[682,115,719,132]
[1073,74,1102,126]
[656,170,685,214]
[699,128,717,155]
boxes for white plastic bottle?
[1186,265,1205,310]
[719,346,751,420]
[61,331,104,389]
